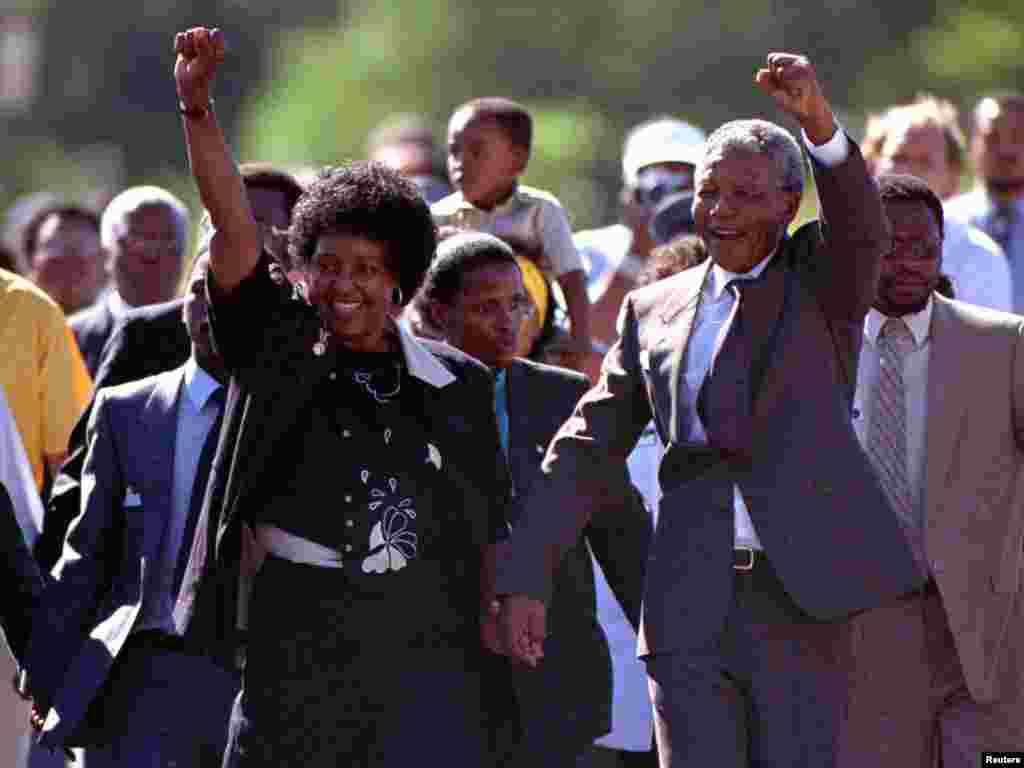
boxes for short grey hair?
[697,119,806,195]
[101,186,191,252]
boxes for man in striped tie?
[842,173,1024,767]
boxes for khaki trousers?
[838,589,1024,767]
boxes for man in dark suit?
[420,231,650,767]
[40,166,305,572]
[494,54,924,767]
[70,186,191,376]
[25,252,239,766]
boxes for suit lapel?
[505,361,525,487]
[139,368,185,548]
[666,261,711,444]
[746,256,789,417]
[924,297,970,512]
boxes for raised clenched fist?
[755,53,836,144]
[174,27,226,109]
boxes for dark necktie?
[698,281,752,456]
[494,370,509,456]
[172,387,225,631]
[987,202,1016,259]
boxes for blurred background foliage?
[1,0,1022,242]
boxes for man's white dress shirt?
[941,215,1012,312]
[946,190,1024,311]
[852,300,933,521]
[136,359,223,634]
[0,388,43,549]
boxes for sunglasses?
[632,169,693,208]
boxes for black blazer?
[503,358,650,747]
[1,481,45,666]
[69,299,116,378]
[40,299,190,570]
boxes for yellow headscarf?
[515,256,549,323]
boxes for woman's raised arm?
[175,26,261,292]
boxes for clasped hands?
[483,594,547,667]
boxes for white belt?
[254,525,345,568]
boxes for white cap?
[622,118,707,187]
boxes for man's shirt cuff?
[802,124,849,167]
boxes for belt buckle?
[734,546,755,571]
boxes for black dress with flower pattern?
[205,257,511,768]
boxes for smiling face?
[304,234,398,353]
[876,198,943,316]
[447,109,527,210]
[692,146,800,273]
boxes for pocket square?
[123,487,142,507]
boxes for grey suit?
[26,366,238,763]
[41,298,190,572]
[496,143,923,766]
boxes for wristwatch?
[178,98,214,120]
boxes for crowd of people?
[1,22,1023,768]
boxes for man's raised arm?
[756,53,889,321]
[175,27,260,292]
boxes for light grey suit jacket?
[496,142,924,658]
[919,295,1024,705]
[27,365,192,746]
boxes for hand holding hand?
[492,594,546,667]
[174,27,226,109]
[755,53,836,144]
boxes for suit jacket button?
[345,519,354,528]
[344,544,353,553]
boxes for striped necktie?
[866,317,919,535]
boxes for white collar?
[394,320,456,389]
[705,250,776,301]
[183,357,223,411]
[864,297,933,348]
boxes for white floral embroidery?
[426,443,442,470]
[361,476,418,574]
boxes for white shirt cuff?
[802,124,849,167]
